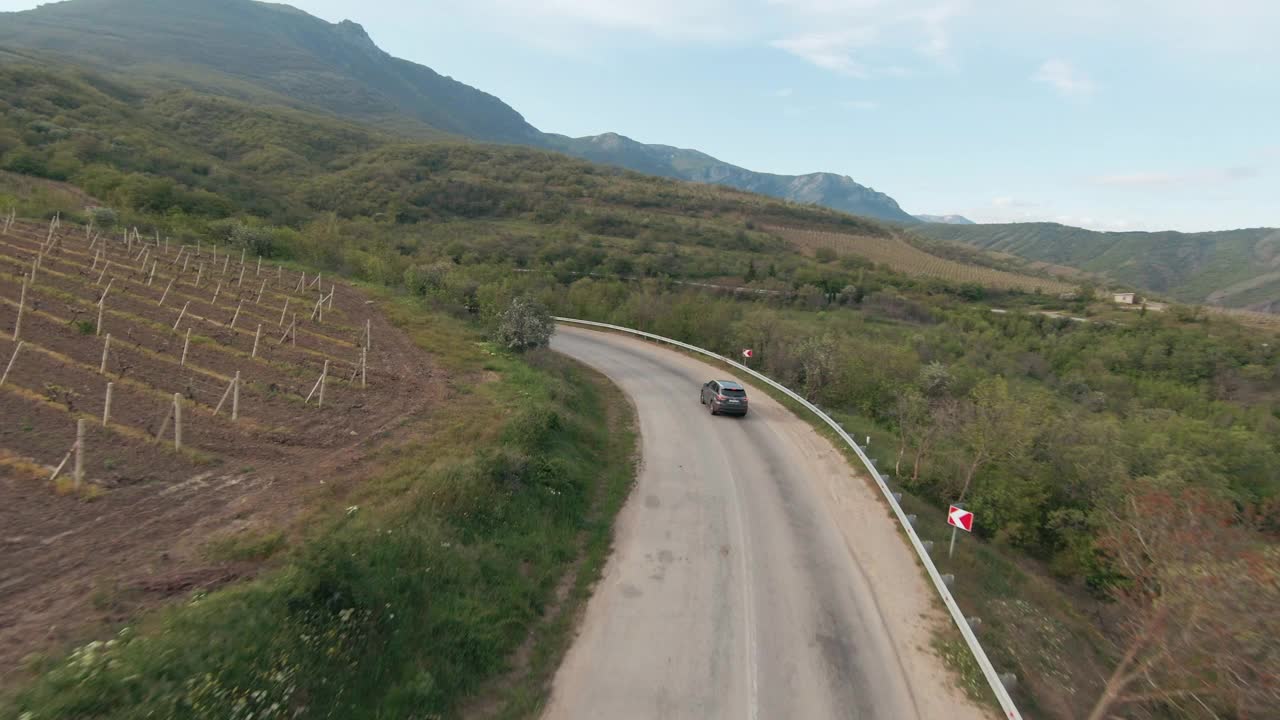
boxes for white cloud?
[462,0,745,42]
[1033,59,1094,98]
[1092,165,1262,188]
[772,28,875,76]
[840,99,880,110]
[991,196,1037,208]
[768,0,967,76]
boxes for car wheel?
[709,401,717,416]
[699,393,705,405]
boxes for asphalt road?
[544,326,976,720]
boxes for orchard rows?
[0,212,377,494]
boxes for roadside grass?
[5,299,638,720]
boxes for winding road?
[544,326,989,720]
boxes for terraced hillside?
[914,222,1280,310]
[0,216,441,678]
[771,226,1078,295]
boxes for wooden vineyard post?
[103,382,114,427]
[159,277,175,306]
[279,297,290,326]
[222,255,229,275]
[148,261,157,286]
[1,341,22,386]
[256,256,262,277]
[305,360,329,406]
[295,272,305,293]
[237,264,245,288]
[327,284,335,310]
[318,360,327,407]
[361,345,367,389]
[74,418,85,488]
[91,246,102,271]
[229,300,243,330]
[194,262,203,288]
[212,281,222,305]
[232,370,240,422]
[181,253,189,274]
[173,301,190,331]
[255,279,266,304]
[240,248,246,266]
[365,318,371,350]
[252,324,261,358]
[13,276,26,341]
[96,279,113,337]
[180,328,191,367]
[96,259,108,286]
[100,334,111,373]
[173,393,183,450]
[30,256,37,285]
[277,265,282,287]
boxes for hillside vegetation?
[773,226,1076,295]
[0,0,918,223]
[915,221,1280,311]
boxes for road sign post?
[947,504,974,559]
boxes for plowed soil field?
[0,218,445,684]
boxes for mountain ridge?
[915,214,975,225]
[0,0,918,224]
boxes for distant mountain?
[544,133,919,224]
[915,214,974,225]
[0,0,919,224]
[913,222,1280,311]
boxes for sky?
[4,1,1278,232]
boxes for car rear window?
[722,388,746,397]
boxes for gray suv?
[700,380,749,416]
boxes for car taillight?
[716,395,726,401]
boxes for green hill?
[913,222,1280,310]
[0,62,906,280]
[0,0,918,224]
[0,0,538,143]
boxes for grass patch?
[202,530,287,563]
[4,300,639,719]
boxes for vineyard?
[0,213,441,676]
[771,226,1079,295]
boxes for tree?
[87,206,118,231]
[492,296,554,352]
[1088,486,1280,720]
[891,363,960,486]
[796,334,838,401]
[949,377,1036,502]
[744,259,758,283]
[230,222,275,258]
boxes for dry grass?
[771,226,1078,295]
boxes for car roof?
[717,380,745,389]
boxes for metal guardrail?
[556,317,1023,720]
